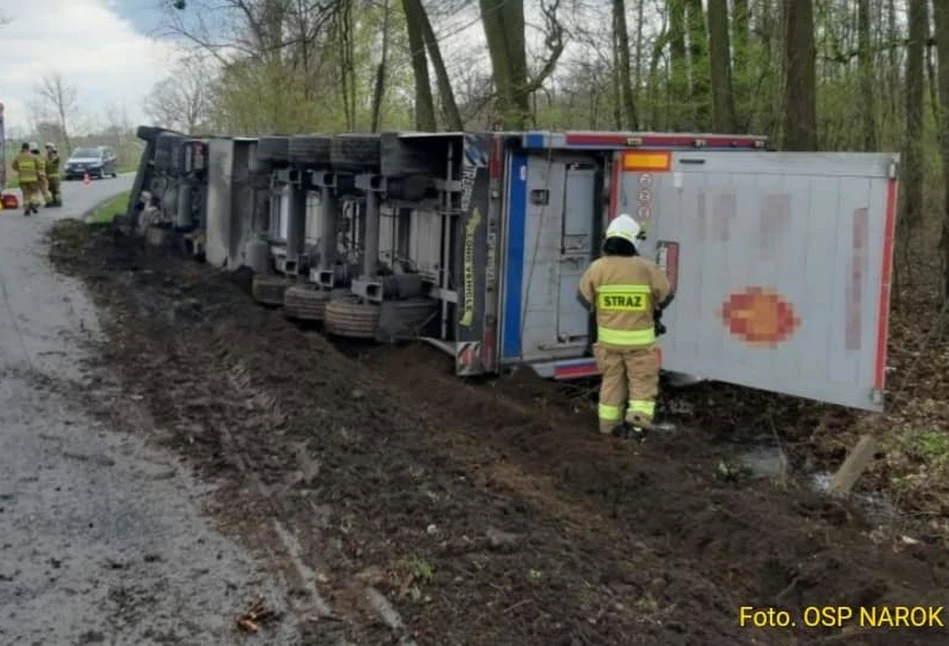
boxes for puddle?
[733,444,788,479]
[809,471,900,524]
[725,443,900,524]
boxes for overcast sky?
[0,0,177,134]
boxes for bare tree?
[143,58,213,133]
[781,0,817,150]
[707,0,736,133]
[35,73,78,154]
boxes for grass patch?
[87,191,131,224]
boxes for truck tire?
[284,284,330,321]
[257,136,291,163]
[330,134,381,172]
[289,135,332,166]
[252,274,294,306]
[380,132,433,177]
[324,297,380,338]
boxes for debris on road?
[236,592,278,633]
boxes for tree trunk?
[369,0,391,132]
[335,0,357,130]
[857,0,877,150]
[402,0,436,131]
[781,0,817,150]
[612,0,638,129]
[479,0,531,129]
[899,0,926,253]
[934,0,949,296]
[668,0,688,129]
[634,0,645,109]
[416,0,463,129]
[731,0,749,128]
[707,0,736,133]
[685,0,710,130]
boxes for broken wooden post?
[829,434,878,498]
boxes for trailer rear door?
[642,151,898,412]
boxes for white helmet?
[605,213,641,245]
[29,141,39,152]
[45,142,55,150]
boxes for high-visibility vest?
[13,153,38,182]
[594,284,656,346]
[47,154,61,179]
[34,155,47,179]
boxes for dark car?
[63,146,118,180]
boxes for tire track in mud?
[210,332,420,645]
[50,225,949,646]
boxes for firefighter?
[31,143,51,206]
[11,142,40,215]
[45,142,62,207]
[579,213,673,437]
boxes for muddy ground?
[48,220,948,645]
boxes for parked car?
[63,146,118,180]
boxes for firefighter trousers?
[592,343,660,434]
[39,177,51,204]
[19,181,40,210]
[48,178,62,205]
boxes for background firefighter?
[31,143,51,206]
[579,214,673,437]
[45,143,63,207]
[11,142,40,215]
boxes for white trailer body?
[499,135,898,413]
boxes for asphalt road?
[0,176,297,644]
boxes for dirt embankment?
[49,220,949,646]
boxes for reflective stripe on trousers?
[597,326,655,346]
[628,399,655,417]
[598,403,623,422]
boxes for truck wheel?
[324,297,380,338]
[257,136,291,163]
[252,274,294,306]
[289,135,332,167]
[380,132,433,177]
[330,134,381,173]
[284,284,330,321]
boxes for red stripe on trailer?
[481,328,496,373]
[489,136,502,180]
[609,152,621,220]
[566,133,629,146]
[874,178,898,392]
[564,132,766,149]
[635,135,762,148]
[554,362,599,379]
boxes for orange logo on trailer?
[719,287,801,347]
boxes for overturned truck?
[127,126,900,413]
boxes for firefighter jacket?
[12,152,38,183]
[34,155,47,180]
[579,255,672,349]
[47,153,61,179]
